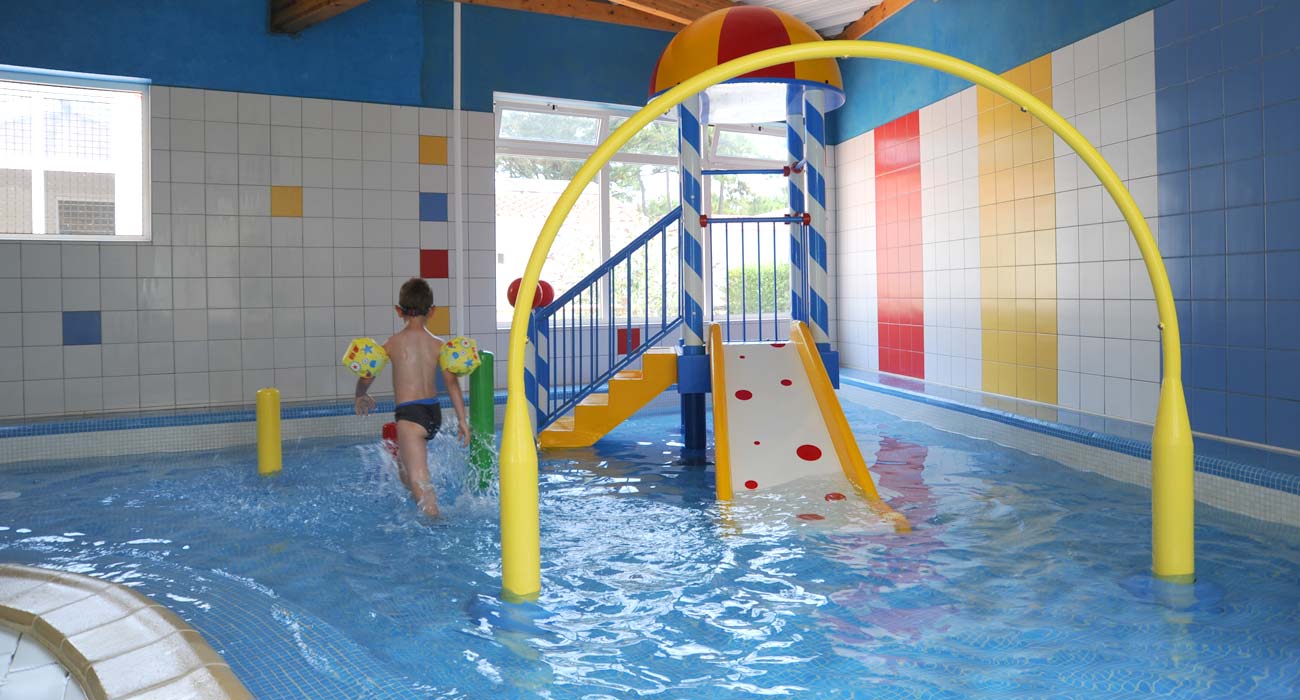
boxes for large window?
[0,68,148,241]
[494,95,789,325]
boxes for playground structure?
[500,9,1195,602]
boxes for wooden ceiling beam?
[607,1,692,25]
[455,0,683,32]
[834,0,913,40]
[270,0,371,34]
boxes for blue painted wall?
[830,0,1171,144]
[0,0,671,112]
[1153,0,1300,449]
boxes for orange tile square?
[1016,297,1036,332]
[1015,364,1037,399]
[1036,264,1057,298]
[1033,160,1055,196]
[979,142,997,174]
[1036,299,1058,334]
[1036,230,1056,265]
[997,299,1015,332]
[1014,198,1035,232]
[1029,56,1053,93]
[1013,163,1035,200]
[996,170,1015,203]
[994,104,1014,139]
[980,272,997,300]
[1034,194,1056,231]
[996,202,1016,234]
[997,234,1016,267]
[980,205,998,236]
[1036,334,1058,370]
[1016,331,1037,365]
[1005,64,1031,90]
[425,306,451,335]
[1014,231,1034,266]
[1036,368,1058,403]
[1013,131,1033,164]
[994,136,1014,171]
[270,185,303,217]
[1032,127,1055,163]
[419,135,448,165]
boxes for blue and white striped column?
[803,91,831,347]
[523,312,548,435]
[678,94,706,349]
[786,97,807,326]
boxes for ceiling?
[739,0,884,37]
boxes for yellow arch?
[500,40,1195,601]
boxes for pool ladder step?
[539,348,677,448]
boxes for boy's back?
[386,325,443,405]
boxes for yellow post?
[500,40,1196,601]
[256,387,282,476]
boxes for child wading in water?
[354,278,470,516]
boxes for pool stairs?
[539,347,677,448]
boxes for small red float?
[506,278,554,309]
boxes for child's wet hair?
[398,277,434,317]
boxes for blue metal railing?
[531,207,683,430]
[707,215,807,343]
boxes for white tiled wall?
[833,128,878,371]
[0,87,498,419]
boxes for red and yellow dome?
[649,6,845,123]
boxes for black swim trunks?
[394,399,442,440]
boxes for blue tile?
[1260,0,1300,55]
[1226,157,1265,207]
[1188,387,1227,434]
[1159,170,1190,215]
[62,311,101,346]
[1221,63,1262,115]
[1191,299,1228,344]
[1266,397,1300,450]
[1177,299,1194,335]
[1191,254,1227,297]
[1223,0,1261,22]
[1226,252,1266,297]
[1226,393,1267,441]
[1262,99,1300,155]
[1267,250,1300,299]
[1269,301,1300,349]
[1224,111,1263,161]
[1190,344,1228,389]
[1156,0,1189,48]
[1266,200,1300,250]
[418,192,448,222]
[1157,127,1190,173]
[1228,348,1268,394]
[1156,42,1189,87]
[1220,15,1262,67]
[1187,29,1225,80]
[1160,213,1192,256]
[1189,119,1224,166]
[1265,154,1300,202]
[1187,75,1224,124]
[1227,300,1267,346]
[1189,165,1226,211]
[1166,256,1192,298]
[1225,205,1265,252]
[1261,49,1300,105]
[1268,349,1300,400]
[1189,0,1222,32]
[1157,86,1190,133]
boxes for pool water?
[1,397,1298,699]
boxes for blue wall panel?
[829,0,1169,144]
[1155,0,1300,449]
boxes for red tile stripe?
[874,112,924,379]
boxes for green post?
[469,350,495,491]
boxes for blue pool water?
[1,396,1298,699]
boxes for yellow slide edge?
[708,324,734,501]
[790,321,911,533]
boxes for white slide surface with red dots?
[719,341,841,493]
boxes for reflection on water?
[0,402,1298,699]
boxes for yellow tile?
[1029,56,1053,93]
[270,185,302,217]
[980,205,998,236]
[1032,126,1055,163]
[998,266,1017,298]
[1035,85,1054,107]
[979,178,996,207]
[994,136,1013,171]
[997,234,1016,268]
[996,332,1016,363]
[981,362,997,393]
[992,298,1010,330]
[1012,131,1033,164]
[994,104,1014,138]
[1016,297,1036,332]
[1036,264,1057,298]
[978,113,996,143]
[996,202,1016,234]
[1034,194,1056,231]
[996,170,1015,203]
[981,238,998,268]
[979,142,997,175]
[1035,229,1057,265]
[419,135,448,165]
[1036,298,1058,334]
[1014,198,1035,232]
[1036,334,1057,370]
[1033,160,1055,196]
[1014,231,1034,266]
[1016,364,1037,399]
[981,271,997,299]
[1036,368,1058,403]
[1014,163,1035,200]
[1016,331,1037,365]
[977,87,994,114]
[426,306,451,335]
[1011,104,1032,133]
[1006,64,1031,90]
[981,330,996,358]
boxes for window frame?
[0,65,151,243]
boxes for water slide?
[708,321,909,532]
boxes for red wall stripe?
[874,111,924,379]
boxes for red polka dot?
[771,343,786,348]
[780,379,793,386]
[825,492,846,501]
[744,479,758,490]
[753,440,761,445]
[797,513,825,521]
[739,354,746,359]
[796,444,822,461]
[735,389,753,400]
